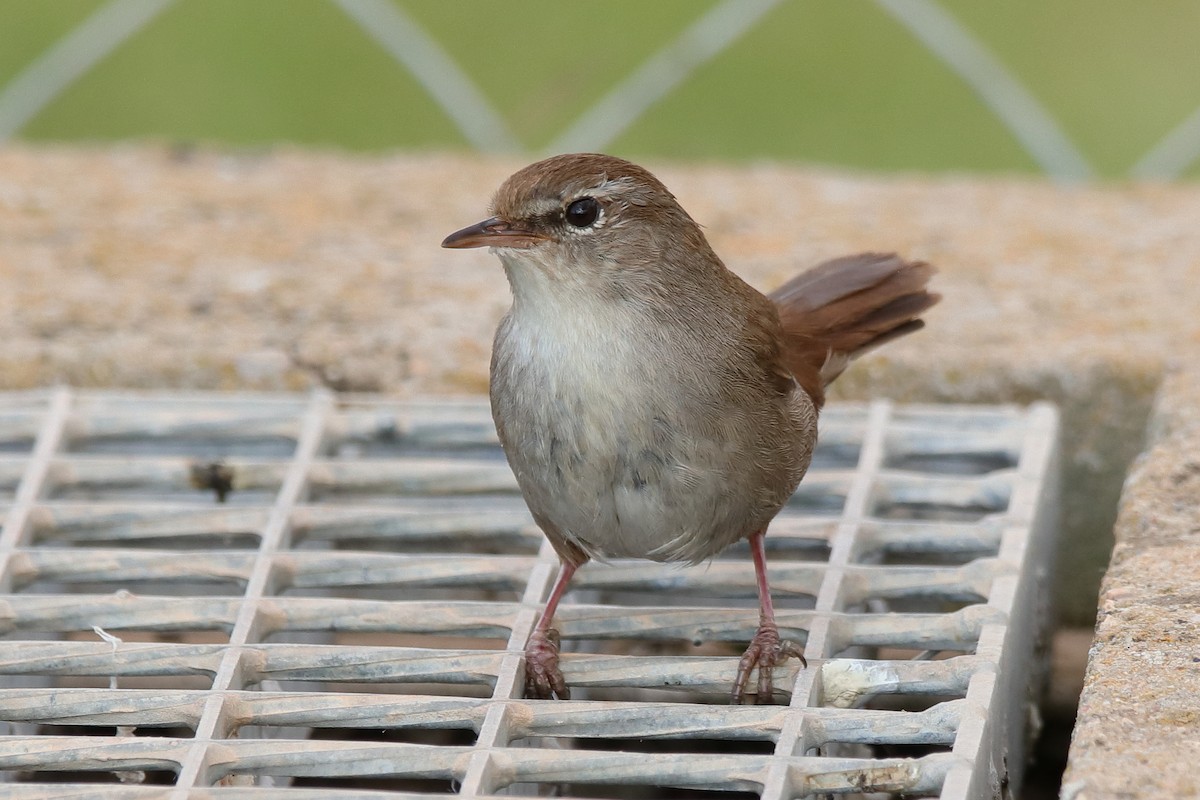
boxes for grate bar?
[0,594,1002,641]
[0,687,963,745]
[9,547,1004,601]
[942,402,1060,799]
[458,538,562,794]
[764,401,892,799]
[0,788,422,799]
[0,387,71,594]
[2,454,1013,506]
[0,387,71,747]
[30,503,542,549]
[0,638,985,698]
[175,390,333,793]
[0,788,438,799]
[0,734,965,794]
[27,500,1003,548]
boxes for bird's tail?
[769,252,940,409]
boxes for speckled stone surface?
[1062,366,1200,798]
[1,144,1196,626]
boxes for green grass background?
[3,0,1199,178]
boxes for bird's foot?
[525,627,569,700]
[732,623,806,704]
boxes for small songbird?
[442,154,939,703]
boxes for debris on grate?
[0,389,1059,798]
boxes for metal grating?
[0,388,1059,799]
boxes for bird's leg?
[733,530,807,704]
[524,559,578,700]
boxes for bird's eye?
[564,197,600,228]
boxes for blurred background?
[3,0,1200,181]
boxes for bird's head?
[442,153,716,284]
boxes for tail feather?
[770,253,910,311]
[769,252,939,408]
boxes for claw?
[525,627,569,700]
[732,624,807,704]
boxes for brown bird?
[442,154,938,703]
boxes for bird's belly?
[491,316,809,564]
[499,393,747,563]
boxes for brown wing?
[769,253,940,408]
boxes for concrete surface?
[1061,366,1200,798]
[1,144,1197,631]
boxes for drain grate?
[0,388,1059,799]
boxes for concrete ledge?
[1,145,1196,626]
[1062,366,1200,798]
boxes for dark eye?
[565,197,600,228]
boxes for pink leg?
[732,530,807,704]
[525,560,578,700]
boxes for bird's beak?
[441,216,548,250]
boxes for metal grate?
[0,388,1059,799]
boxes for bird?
[442,153,939,704]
